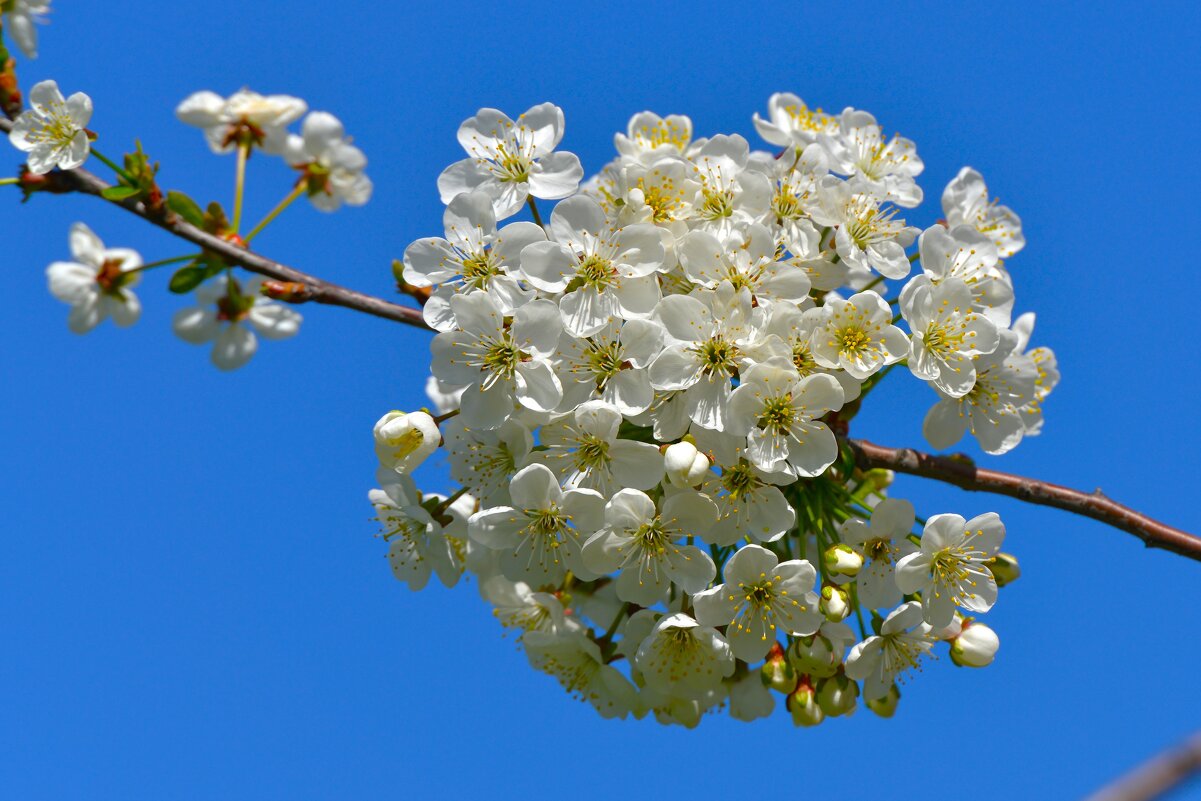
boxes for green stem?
[232,141,250,233]
[526,195,544,227]
[245,182,305,243]
[127,253,201,274]
[849,582,869,641]
[0,176,21,187]
[89,147,135,184]
[861,275,885,293]
[434,486,469,514]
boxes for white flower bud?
[950,621,1000,668]
[820,585,851,622]
[823,543,864,577]
[663,441,710,488]
[374,410,440,474]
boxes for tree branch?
[0,118,428,328]
[6,123,1198,564]
[847,439,1201,563]
[1082,731,1201,801]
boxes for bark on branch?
[847,439,1201,563]
[1082,731,1201,801]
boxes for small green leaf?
[101,185,141,201]
[167,191,205,227]
[168,264,207,294]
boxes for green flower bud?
[866,684,901,718]
[788,682,824,727]
[988,552,1021,587]
[759,643,796,693]
[817,673,859,717]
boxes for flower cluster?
[373,94,1055,725]
[25,85,383,368]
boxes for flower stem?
[127,253,202,274]
[0,176,20,186]
[244,182,305,243]
[526,195,544,227]
[89,147,135,184]
[232,141,250,233]
[861,275,885,293]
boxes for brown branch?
[847,439,1201,563]
[0,117,428,329]
[1082,731,1201,801]
[6,122,1198,564]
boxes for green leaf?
[168,264,207,294]
[101,185,141,201]
[167,191,205,227]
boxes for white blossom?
[171,275,301,371]
[809,178,918,279]
[634,613,734,699]
[614,111,693,163]
[581,488,717,606]
[438,103,583,219]
[693,544,822,662]
[811,290,908,380]
[430,291,563,429]
[820,108,924,208]
[45,223,140,334]
[942,167,1025,258]
[649,282,782,430]
[4,0,51,59]
[9,79,90,174]
[281,111,372,211]
[752,92,836,150]
[371,476,461,591]
[838,498,918,610]
[922,329,1037,454]
[373,410,440,475]
[468,464,604,586]
[844,601,938,700]
[175,88,306,154]
[901,275,1000,397]
[519,194,664,337]
[523,630,639,719]
[895,511,1004,627]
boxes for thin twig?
[847,439,1201,563]
[1082,731,1201,801]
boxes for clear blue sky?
[3,2,1199,799]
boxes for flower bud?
[374,410,440,474]
[823,544,863,577]
[988,552,1021,587]
[663,441,710,488]
[817,673,859,717]
[949,621,1000,668]
[820,585,851,622]
[787,622,853,678]
[787,681,824,727]
[866,684,900,718]
[759,642,796,693]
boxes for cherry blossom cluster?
[373,94,1055,725]
[10,76,374,368]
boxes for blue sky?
[3,1,1200,799]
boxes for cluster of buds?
[370,94,1053,725]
